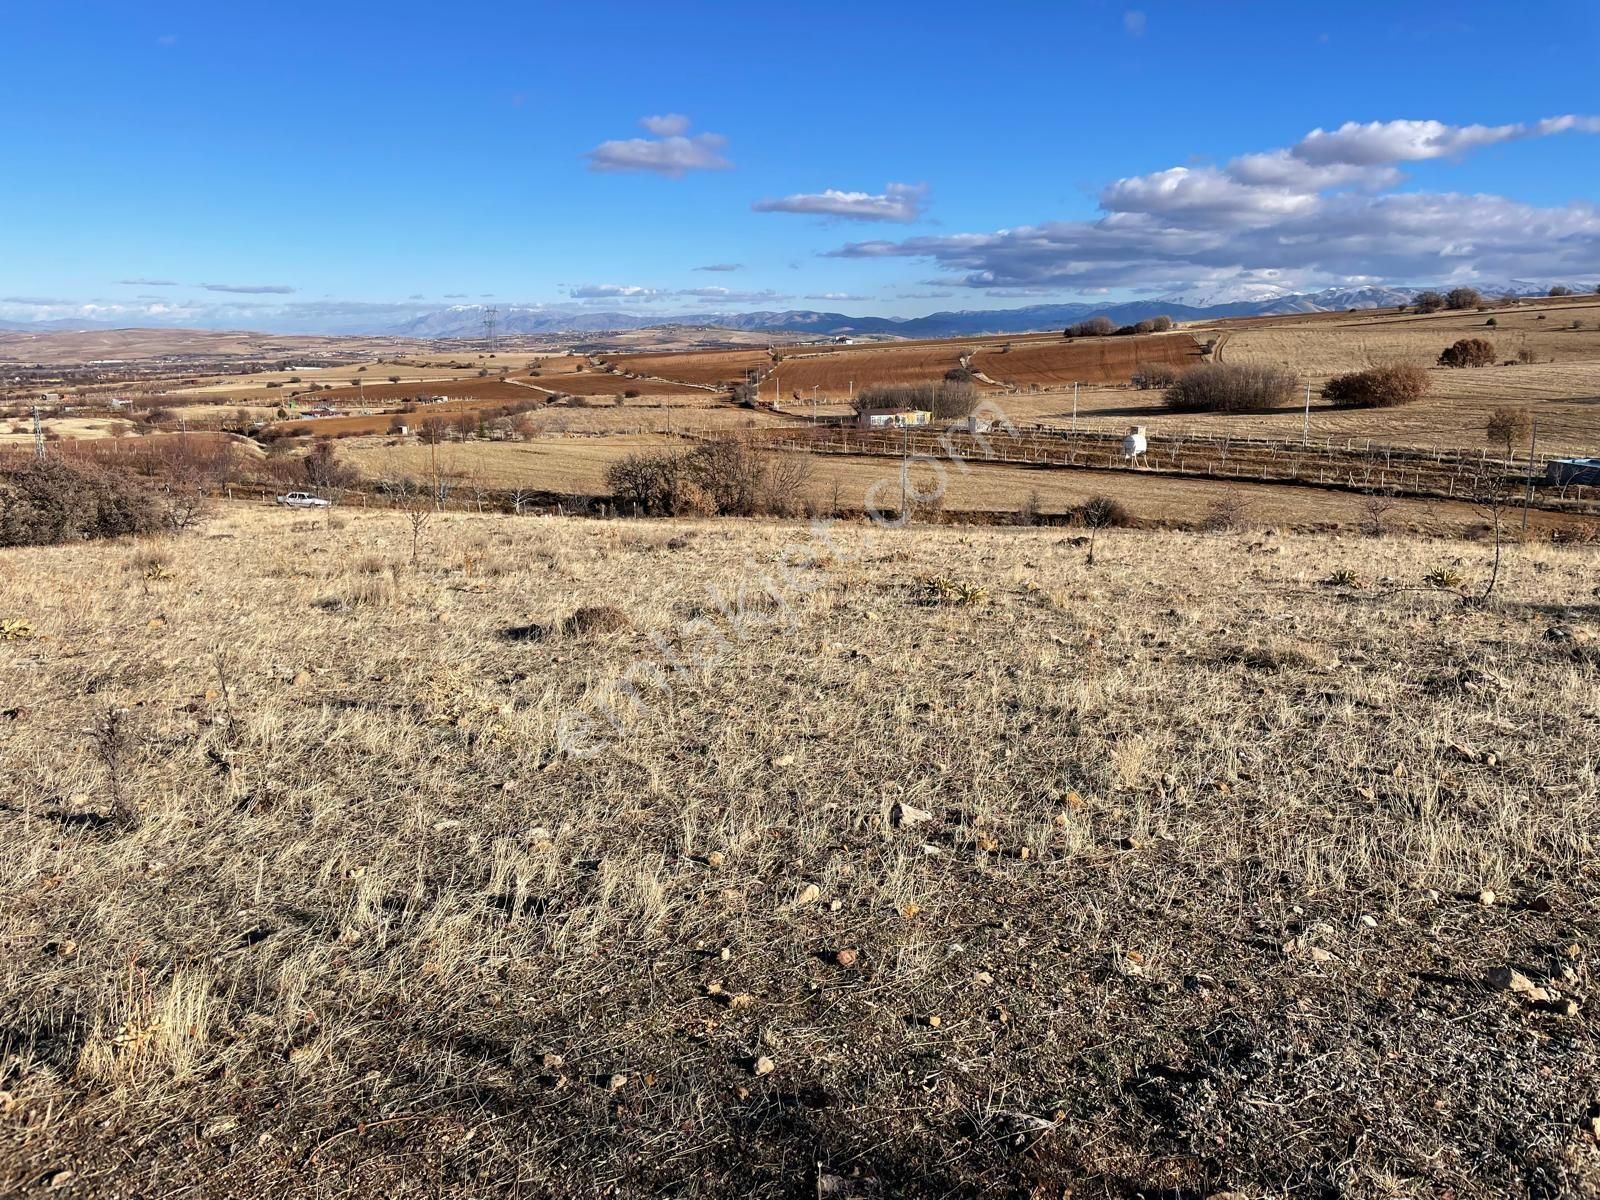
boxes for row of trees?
[1065,315,1174,338]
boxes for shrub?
[1485,317,1497,326]
[1486,406,1531,457]
[1131,362,1181,390]
[0,459,164,546]
[1064,316,1115,338]
[1413,290,1446,313]
[1148,315,1174,332]
[1162,363,1299,412]
[1438,338,1496,368]
[943,366,974,384]
[1549,285,1572,297]
[1320,364,1431,409]
[606,441,812,518]
[1445,287,1482,311]
[623,388,641,399]
[1074,495,1132,528]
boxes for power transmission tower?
[32,405,45,459]
[483,307,499,354]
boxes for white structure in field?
[1121,425,1149,467]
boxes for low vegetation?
[1161,362,1300,412]
[1439,337,1497,368]
[3,509,1597,1198]
[1320,363,1431,408]
[604,439,812,518]
[1,457,167,546]
[850,380,979,420]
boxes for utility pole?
[900,421,909,523]
[32,405,44,460]
[1303,384,1311,446]
[1071,382,1078,434]
[812,385,819,426]
[1522,419,1539,532]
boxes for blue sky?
[3,0,1598,331]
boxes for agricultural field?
[2,507,1597,1198]
[973,333,1205,389]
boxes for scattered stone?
[1359,915,1378,928]
[42,1168,75,1190]
[431,818,461,832]
[718,946,732,961]
[753,1055,775,1076]
[974,970,995,986]
[706,851,726,868]
[918,1014,942,1028]
[726,993,755,1011]
[828,899,843,912]
[606,1073,628,1091]
[293,670,312,687]
[834,948,859,968]
[1477,889,1497,907]
[794,883,821,906]
[1308,947,1334,964]
[202,1116,240,1140]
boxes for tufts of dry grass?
[1,504,1597,1198]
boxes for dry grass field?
[2,505,1598,1198]
[973,334,1205,388]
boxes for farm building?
[1546,457,1600,486]
[857,407,932,430]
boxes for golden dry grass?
[1,505,1597,1197]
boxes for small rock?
[706,851,726,868]
[1308,947,1334,964]
[202,1116,240,1140]
[292,670,312,687]
[828,898,843,911]
[606,1073,628,1091]
[1478,889,1497,907]
[1557,998,1582,1018]
[794,883,821,906]
[974,970,995,986]
[753,1055,775,1076]
[834,948,859,967]
[918,1014,941,1028]
[541,1052,564,1069]
[1359,915,1378,928]
[771,753,796,768]
[42,1169,75,1190]
[893,801,933,827]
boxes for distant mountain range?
[0,280,1581,342]
[385,280,1568,340]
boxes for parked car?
[275,491,332,509]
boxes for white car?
[275,492,333,509]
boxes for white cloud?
[753,182,928,222]
[1123,10,1146,36]
[585,117,731,175]
[640,113,691,137]
[805,292,869,301]
[829,114,1600,293]
[569,284,662,299]
[201,282,295,294]
[117,277,179,287]
[694,262,743,272]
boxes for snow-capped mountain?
[1156,282,1296,309]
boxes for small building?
[1547,457,1600,486]
[857,407,932,430]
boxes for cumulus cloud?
[200,282,295,294]
[753,182,928,222]
[829,114,1600,293]
[694,262,743,272]
[640,113,691,137]
[585,116,731,175]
